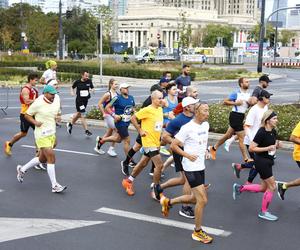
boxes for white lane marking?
[0,217,107,243]
[21,145,100,157]
[0,189,4,192]
[95,207,231,237]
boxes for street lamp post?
[99,16,103,85]
[58,0,63,60]
[257,0,266,73]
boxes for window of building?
[151,23,153,27]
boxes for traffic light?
[66,10,72,19]
[270,33,275,48]
[97,24,101,39]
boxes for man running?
[277,121,300,200]
[173,86,198,116]
[175,65,191,103]
[67,71,94,136]
[209,78,251,162]
[16,85,66,193]
[4,73,39,156]
[95,83,135,157]
[160,96,198,218]
[121,90,164,199]
[40,60,57,85]
[160,102,213,244]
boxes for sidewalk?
[61,113,294,151]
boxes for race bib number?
[80,90,89,97]
[182,86,187,92]
[41,128,55,137]
[79,105,85,110]
[122,114,131,122]
[154,121,163,132]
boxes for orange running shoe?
[4,141,12,156]
[209,146,216,160]
[122,178,135,196]
[160,195,171,217]
[192,229,213,244]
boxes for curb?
[61,114,294,151]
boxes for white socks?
[21,157,40,172]
[47,164,57,188]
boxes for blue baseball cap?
[159,77,170,84]
[43,85,57,94]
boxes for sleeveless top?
[20,86,38,114]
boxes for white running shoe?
[34,163,47,170]
[17,165,25,183]
[107,147,117,157]
[52,184,67,193]
[224,140,231,152]
[94,147,105,155]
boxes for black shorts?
[254,155,274,180]
[116,125,129,139]
[143,148,160,158]
[184,170,205,188]
[173,149,183,172]
[20,114,34,133]
[76,98,88,113]
[136,134,142,145]
[229,111,245,132]
[296,161,300,168]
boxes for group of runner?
[3,62,300,244]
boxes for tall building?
[108,0,127,16]
[0,0,9,8]
[270,0,288,28]
[117,0,259,48]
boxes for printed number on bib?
[80,90,89,97]
[79,105,85,110]
[154,121,163,132]
[182,86,187,92]
[122,114,131,122]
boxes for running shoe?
[150,183,159,201]
[122,178,135,196]
[277,182,286,201]
[204,183,211,190]
[16,165,25,183]
[34,163,47,171]
[129,160,137,168]
[232,183,241,200]
[179,206,195,219]
[170,163,175,168]
[4,141,12,156]
[149,171,165,178]
[232,163,241,178]
[258,211,278,221]
[139,147,145,154]
[94,136,105,154]
[224,139,231,152]
[192,229,213,244]
[85,130,92,137]
[208,146,216,160]
[52,184,67,193]
[107,147,117,157]
[160,195,171,217]
[153,183,163,200]
[160,146,171,156]
[66,122,72,135]
[121,161,130,176]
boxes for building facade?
[117,0,260,49]
[270,0,288,28]
[0,0,8,8]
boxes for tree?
[248,23,275,42]
[279,30,296,46]
[201,24,236,48]
[177,10,192,50]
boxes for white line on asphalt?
[95,207,232,237]
[0,189,4,192]
[21,145,100,157]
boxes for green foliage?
[279,30,296,47]
[86,106,103,120]
[177,11,192,49]
[201,24,236,48]
[248,24,275,43]
[86,103,300,141]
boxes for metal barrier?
[0,87,9,115]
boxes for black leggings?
[241,145,258,183]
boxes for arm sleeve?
[135,107,149,120]
[228,91,237,101]
[72,80,77,89]
[26,100,38,116]
[244,108,255,126]
[90,81,94,89]
[251,87,261,98]
[175,126,187,144]
[253,128,264,145]
[292,122,300,137]
[165,119,178,135]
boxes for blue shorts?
[116,125,129,139]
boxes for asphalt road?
[0,118,300,250]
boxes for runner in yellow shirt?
[16,85,66,193]
[122,90,164,200]
[277,121,300,200]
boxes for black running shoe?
[85,130,92,137]
[153,183,163,200]
[66,122,72,135]
[121,161,129,176]
[277,182,286,200]
[179,206,195,219]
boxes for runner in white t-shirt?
[40,60,57,85]
[159,102,213,244]
[16,85,66,193]
[232,89,272,184]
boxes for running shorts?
[143,147,160,158]
[254,155,274,180]
[184,170,205,188]
[76,98,88,113]
[36,135,56,149]
[20,114,35,133]
[229,111,245,132]
[116,125,129,139]
[104,115,115,129]
[135,134,142,145]
[173,148,183,172]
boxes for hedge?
[86,103,300,141]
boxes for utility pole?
[257,0,266,73]
[58,0,63,60]
[99,17,103,85]
[274,0,279,62]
